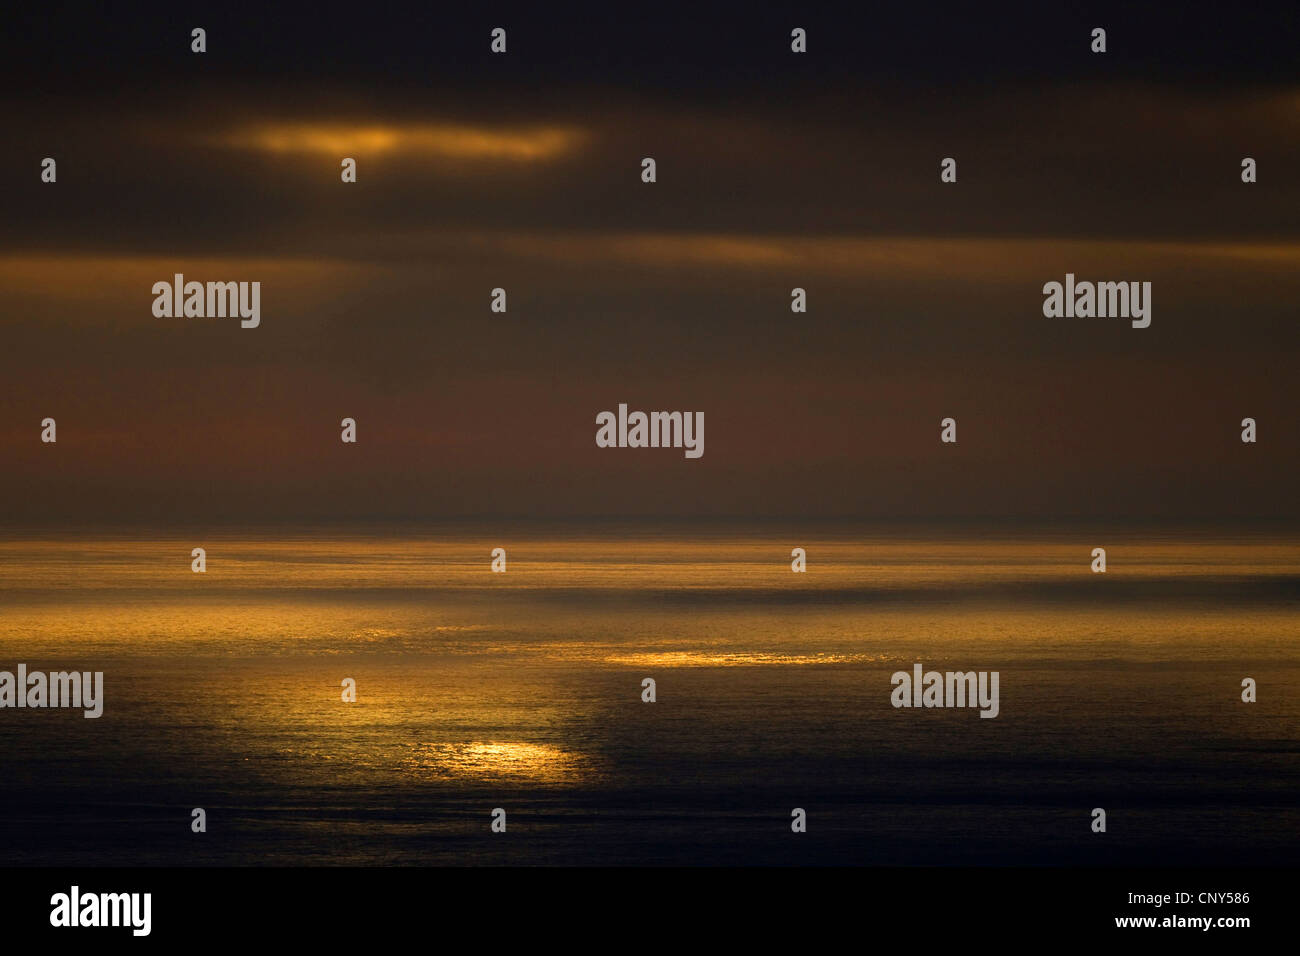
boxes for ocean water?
[1,523,1297,866]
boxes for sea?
[1,520,1296,866]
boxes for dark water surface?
[1,523,1297,865]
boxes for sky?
[1,3,1297,522]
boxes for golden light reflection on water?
[601,651,878,667]
[1,532,1297,819]
[400,741,590,784]
[2,598,1299,663]
[1,507,1298,876]
[2,536,1298,591]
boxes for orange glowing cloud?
[211,120,588,162]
